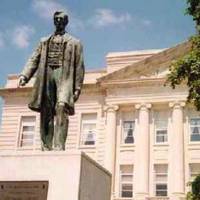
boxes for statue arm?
[20,42,42,82]
[74,41,85,101]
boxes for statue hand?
[18,76,27,87]
[74,89,80,102]
[58,102,65,107]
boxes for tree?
[166,0,200,111]
[166,1,200,199]
[187,175,200,200]
[186,0,200,34]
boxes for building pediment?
[97,41,192,85]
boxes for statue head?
[53,11,68,34]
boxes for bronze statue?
[18,11,85,151]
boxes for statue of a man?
[18,11,85,151]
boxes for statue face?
[54,13,68,32]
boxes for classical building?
[0,41,200,200]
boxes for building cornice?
[0,83,105,98]
[0,76,188,98]
[0,87,32,97]
[105,94,188,106]
[99,77,167,88]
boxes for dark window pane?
[156,190,167,196]
[191,119,200,126]
[23,126,35,132]
[122,184,132,191]
[156,184,167,190]
[125,135,134,144]
[191,127,200,135]
[192,127,200,134]
[156,184,167,197]
[122,191,133,197]
[157,130,167,134]
[123,121,135,144]
[156,130,167,143]
[84,132,95,145]
[22,134,34,140]
[156,135,165,143]
[121,184,133,197]
[84,140,95,145]
[191,134,200,141]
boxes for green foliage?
[186,175,200,200]
[166,35,200,110]
[166,1,200,111]
[186,191,193,200]
[186,0,200,32]
[192,175,200,199]
[186,0,200,19]
[168,1,200,197]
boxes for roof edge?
[98,40,192,83]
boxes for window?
[154,110,168,144]
[19,116,36,148]
[122,121,135,144]
[80,113,97,146]
[155,120,168,144]
[119,165,134,198]
[154,164,168,197]
[190,118,200,142]
[189,163,200,181]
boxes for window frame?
[189,163,200,181]
[79,113,97,148]
[155,183,168,197]
[17,115,37,150]
[119,165,134,198]
[154,164,168,197]
[154,119,168,145]
[121,120,135,145]
[189,118,200,143]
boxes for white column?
[169,102,185,200]
[104,105,119,198]
[134,103,151,200]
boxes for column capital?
[104,104,119,112]
[169,101,186,109]
[135,103,152,110]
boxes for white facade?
[0,41,200,200]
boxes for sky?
[0,0,196,123]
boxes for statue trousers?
[40,66,68,151]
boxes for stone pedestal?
[0,151,111,200]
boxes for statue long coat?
[21,33,85,115]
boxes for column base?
[111,192,116,200]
